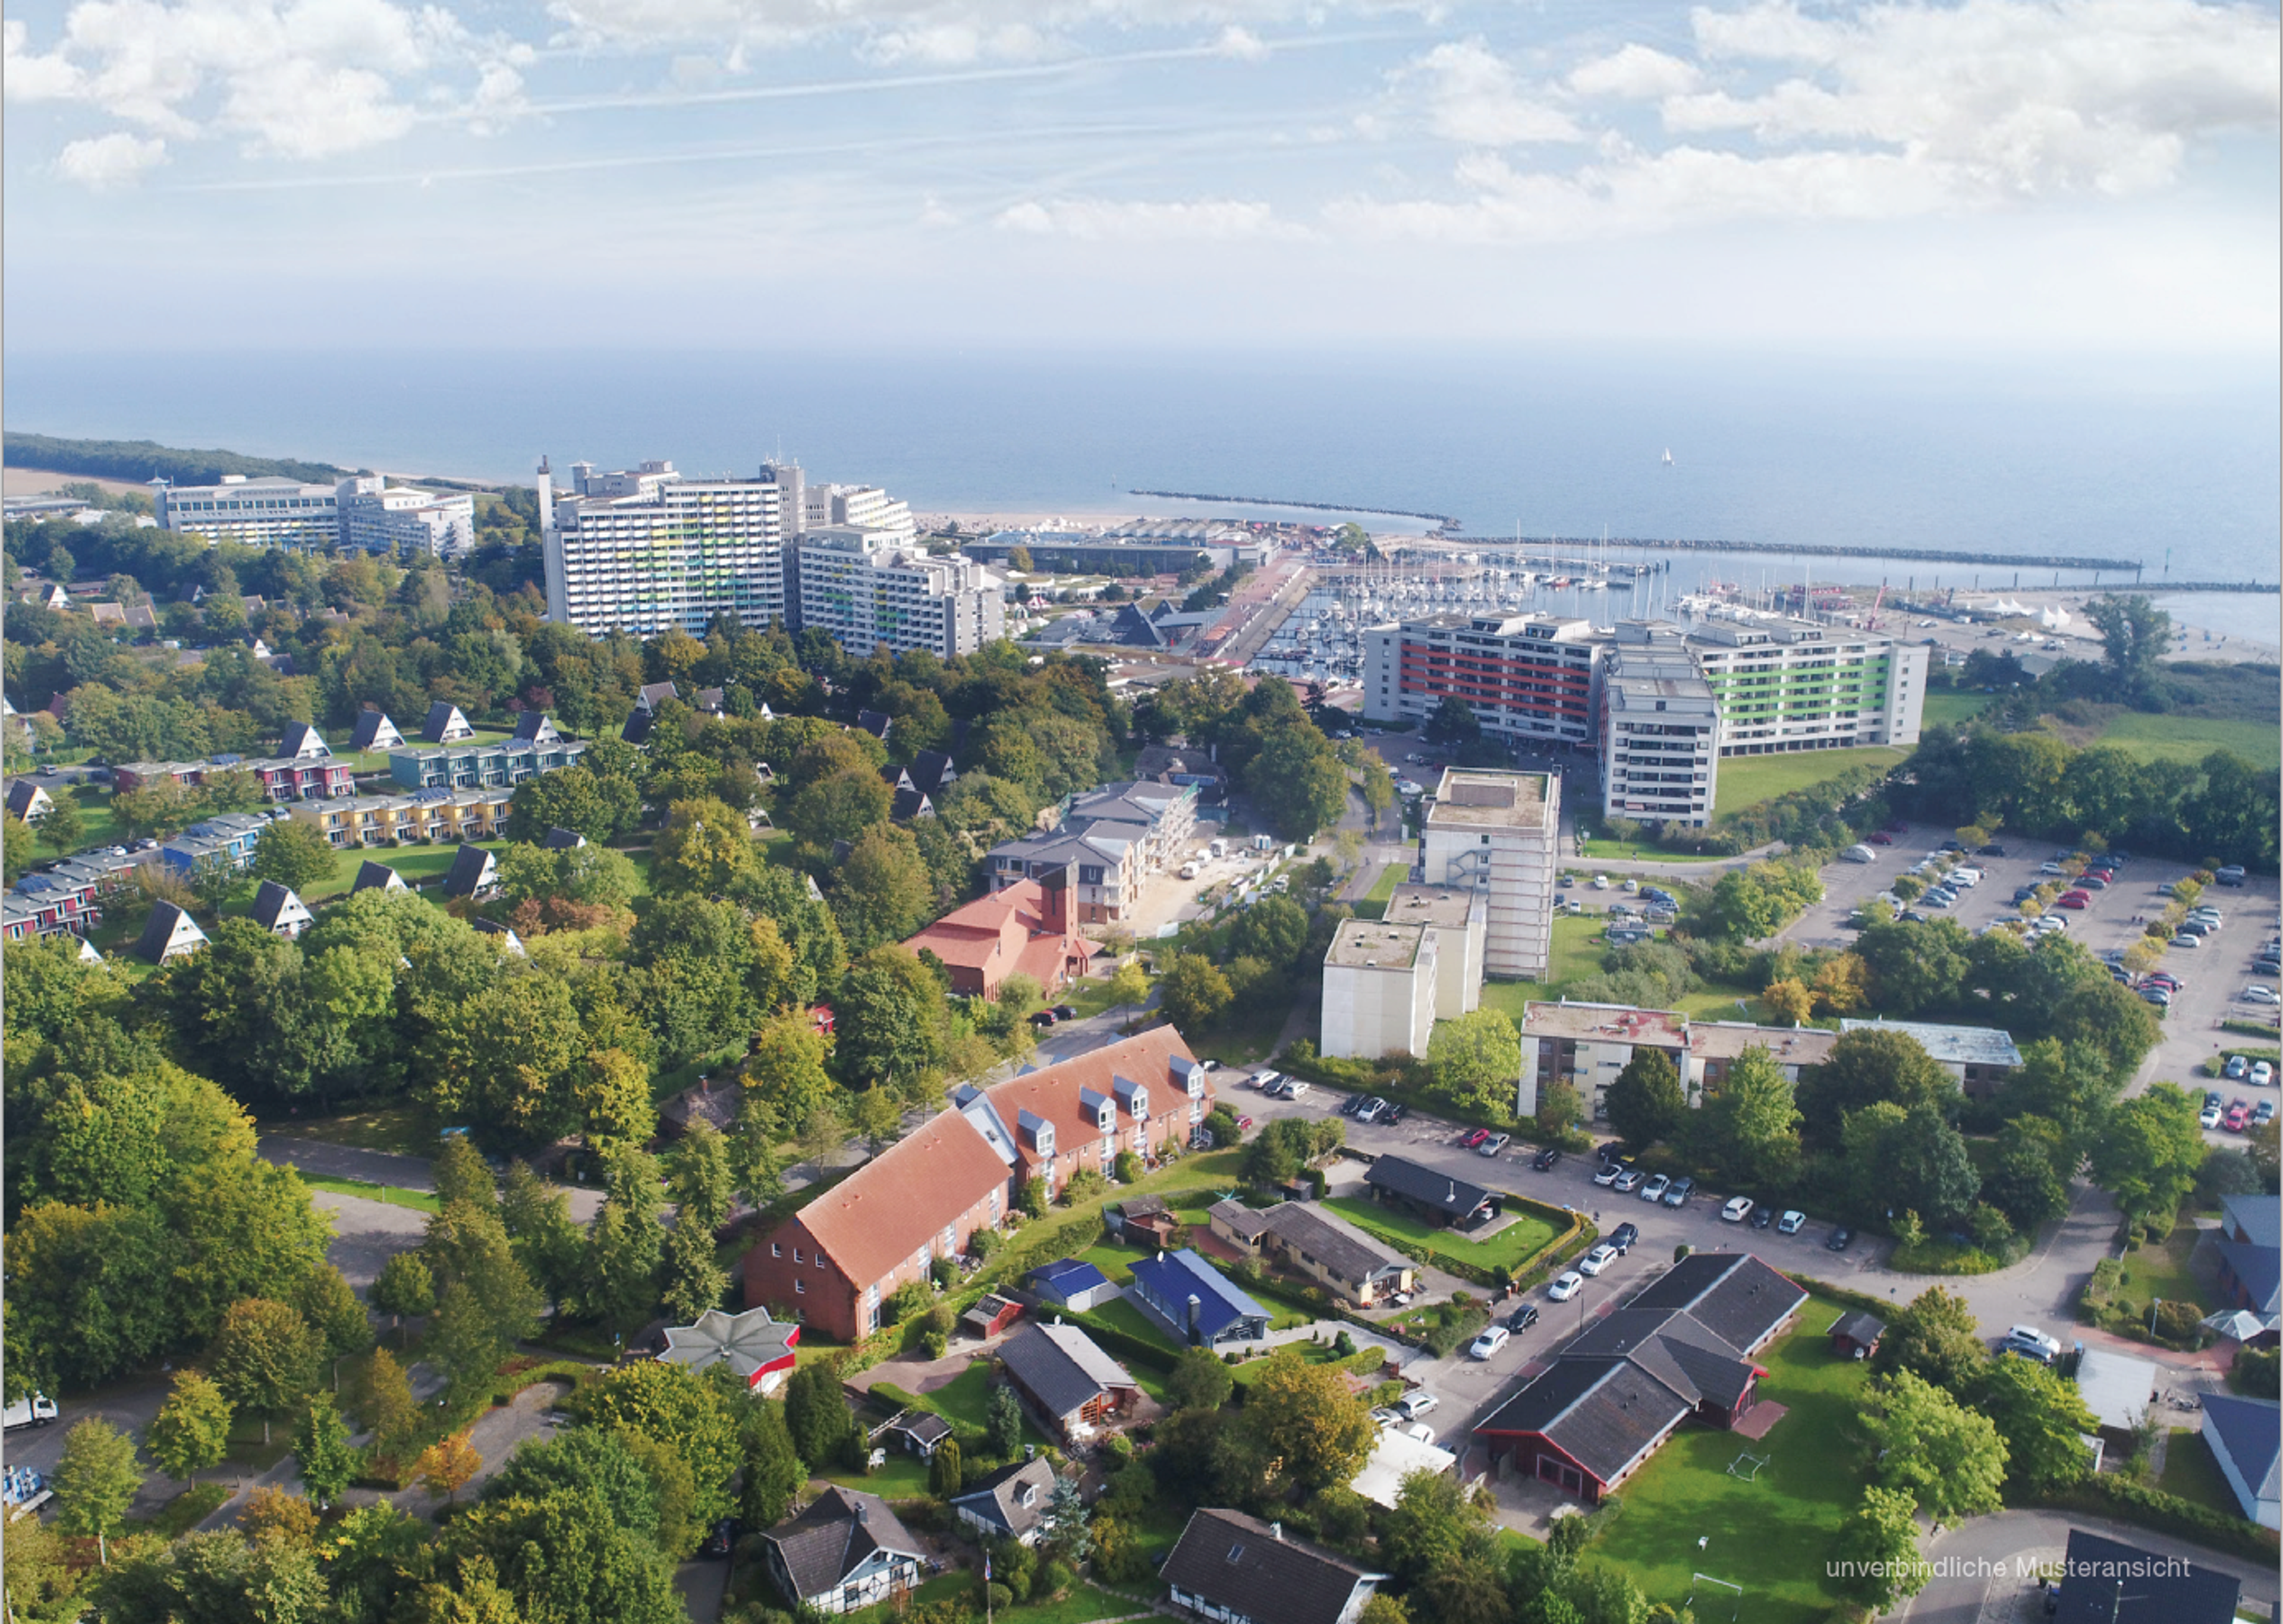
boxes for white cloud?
[993,195,1306,240]
[56,130,169,188]
[1212,23,1268,60]
[1389,39,1583,146]
[5,18,87,96]
[1567,43,1699,100]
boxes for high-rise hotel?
[1363,611,1926,829]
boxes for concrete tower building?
[540,458,788,637]
[1419,768,1559,980]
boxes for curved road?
[1907,1509,2278,1623]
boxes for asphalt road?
[1905,1508,2280,1623]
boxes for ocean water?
[7,345,2276,634]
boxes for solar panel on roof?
[209,754,244,766]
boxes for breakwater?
[1443,535,2144,572]
[1129,488,1458,527]
[2152,581,2281,593]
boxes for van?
[1842,845,1877,864]
[1209,839,1227,859]
[3,1393,58,1430]
[2001,1325,2062,1364]
[1179,863,1199,880]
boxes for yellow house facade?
[288,788,516,848]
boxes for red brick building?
[743,1028,1215,1339]
[900,874,1099,1000]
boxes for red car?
[2225,1104,2251,1132]
[2056,891,2090,909]
[1868,832,1895,845]
[1460,1128,1491,1149]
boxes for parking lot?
[1779,823,2280,1134]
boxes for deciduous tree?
[1238,1346,1376,1494]
[53,1419,141,1563]
[415,1432,482,1504]
[1426,1008,1521,1119]
[1870,1287,1987,1396]
[146,1371,233,1487]
[293,1393,357,1509]
[247,816,338,894]
[1606,1046,1685,1151]
[208,1298,322,1444]
[1859,1368,2007,1527]
[1974,1354,2096,1494]
[1156,952,1232,1032]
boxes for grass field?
[2088,710,2281,770]
[300,838,512,901]
[299,1173,441,1213]
[1575,839,1727,862]
[1920,691,1991,728]
[2158,1428,2247,1517]
[2111,1226,2212,1320]
[1713,746,1909,819]
[1590,1295,1872,1624]
[1352,863,1407,920]
[1322,1195,1557,1274]
[1473,915,1625,1025]
[1185,1002,1290,1067]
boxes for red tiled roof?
[798,1113,1012,1288]
[985,1027,1201,1170]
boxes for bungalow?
[2215,1194,2281,1320]
[2197,1393,2280,1529]
[1126,1249,1271,1348]
[1361,1156,1500,1232]
[349,710,405,751]
[250,881,314,939]
[1208,1199,1276,1255]
[137,899,210,964]
[762,1487,926,1616]
[1474,1252,1807,1503]
[871,1410,953,1461]
[1254,1204,1414,1307]
[422,701,476,743]
[996,1323,1140,1444]
[657,1306,800,1396]
[1161,1509,1386,1624]
[1827,1311,1885,1361]
[1030,1260,1120,1314]
[951,1457,1058,1545]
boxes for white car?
[2244,986,2279,1006]
[1577,1243,1620,1276]
[1949,867,1983,886]
[2202,1104,2225,1129]
[1547,1270,1585,1301]
[1591,874,1611,890]
[1370,1406,1402,1430]
[1776,1210,1806,1235]
[1252,1071,1282,1092]
[1640,1173,1671,1202]
[1394,1391,1439,1421]
[1468,1326,1511,1360]
[1721,1196,1754,1223]
[2255,1062,2276,1088]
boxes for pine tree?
[661,1219,729,1323]
[743,1400,807,1529]
[929,1436,964,1497]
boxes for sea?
[6,345,2277,642]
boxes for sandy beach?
[3,467,151,499]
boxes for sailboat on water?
[1661,448,1674,467]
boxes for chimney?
[1187,1293,1202,1341]
[1270,1522,1283,1542]
[855,1499,869,1523]
[1037,863,1072,937]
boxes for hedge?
[2021,1476,2279,1565]
[1062,1309,1180,1374]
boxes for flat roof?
[1423,769,1552,830]
[1327,918,1427,970]
[1687,1022,1841,1065]
[1384,883,1482,930]
[1839,1017,2024,1069]
[1522,1001,1687,1046]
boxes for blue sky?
[6,0,2278,352]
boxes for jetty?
[1129,489,1458,527]
[1441,536,2144,573]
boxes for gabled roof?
[793,1112,1014,1289]
[542,826,587,850]
[1209,1199,1275,1243]
[889,787,935,822]
[349,710,404,750]
[1625,1252,1807,1354]
[442,844,498,898]
[856,709,892,739]
[905,750,957,797]
[5,780,54,819]
[765,1487,924,1601]
[137,899,209,963]
[1161,1509,1382,1624]
[997,1323,1138,1420]
[2218,1238,2282,1315]
[278,721,329,759]
[1828,1310,1886,1345]
[249,880,313,934]
[353,860,408,892]
[422,701,474,742]
[511,711,561,742]
[1474,1355,1693,1484]
[2200,1392,2280,1515]
[473,917,527,955]
[2223,1192,2282,1251]
[1363,1156,1494,1220]
[637,681,679,710]
[1564,1309,1757,1413]
[1259,1203,1410,1286]
[982,1028,1202,1173]
[950,1456,1057,1538]
[621,706,656,744]
[1127,1250,1268,1342]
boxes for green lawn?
[2159,1428,2247,1517]
[1920,691,1990,728]
[2089,710,2281,770]
[1473,915,1619,1022]
[839,1577,1130,1624]
[1575,839,1727,862]
[819,1451,933,1498]
[2112,1226,2212,1320]
[1228,1341,1386,1388]
[300,838,511,901]
[1713,746,1909,819]
[1590,1296,1873,1624]
[1186,1002,1290,1067]
[299,1174,441,1213]
[1322,1195,1558,1274]
[1350,863,1408,920]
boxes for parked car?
[1868,832,1894,845]
[1721,1196,1754,1223]
[1394,1392,1439,1421]
[1640,1173,1671,1202]
[1592,1160,1624,1186]
[1777,1210,1806,1235]
[2226,1055,2251,1079]
[1461,1128,1491,1150]
[2,1393,58,1431]
[1607,1222,1639,1253]
[2216,865,2247,886]
[1532,1146,1563,1172]
[1507,1304,1541,1332]
[2244,987,2280,1008]
[1826,1227,1854,1252]
[2202,1104,2226,1129]
[2039,861,2068,876]
[1235,1115,1254,1131]
[1370,1406,1402,1430]
[1279,1079,1311,1100]
[2257,1101,2276,1126]
[1577,1243,1620,1276]
[2255,1062,2276,1087]
[1662,1176,1696,1207]
[2002,1325,2062,1364]
[1979,844,2008,857]
[1468,1326,1511,1360]
[2056,890,2090,909]
[1749,1203,1775,1230]
[1028,1010,1058,1027]
[1051,1005,1078,1021]
[2172,934,2203,950]
[1546,1271,1585,1301]
[1591,874,1611,890]
[1253,1071,1283,1093]
[1381,1102,1408,1126]
[1478,1134,1510,1157]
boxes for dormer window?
[1098,1108,1114,1132]
[1018,1485,1037,1508]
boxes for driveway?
[1906,1508,2279,1624]
[261,1137,607,1224]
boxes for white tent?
[657,1307,801,1395]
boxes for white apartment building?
[1321,920,1438,1060]
[1601,624,1721,829]
[153,476,342,548]
[1381,883,1487,1019]
[338,477,476,558]
[540,457,789,637]
[803,483,914,542]
[1685,616,1928,755]
[1362,613,1606,748]
[792,526,1002,659]
[1419,768,1560,980]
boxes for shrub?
[2151,1299,2204,1344]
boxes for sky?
[5,0,2279,354]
